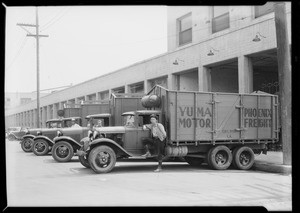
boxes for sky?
[5,6,167,93]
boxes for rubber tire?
[79,154,90,168]
[206,147,214,168]
[32,139,50,156]
[208,145,232,170]
[52,141,74,162]
[231,146,240,169]
[21,138,33,152]
[185,156,204,167]
[88,145,116,174]
[232,146,255,170]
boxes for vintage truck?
[31,117,82,156]
[77,85,279,173]
[20,118,72,152]
[51,93,145,162]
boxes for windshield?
[47,121,62,128]
[87,117,109,127]
[123,115,135,127]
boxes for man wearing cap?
[141,114,167,172]
[70,118,81,128]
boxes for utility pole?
[17,7,49,128]
[274,2,291,165]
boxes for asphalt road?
[6,140,292,210]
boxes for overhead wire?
[40,7,70,32]
[6,36,28,70]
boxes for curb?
[253,161,292,174]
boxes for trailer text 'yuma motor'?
[78,85,279,173]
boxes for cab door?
[123,115,139,155]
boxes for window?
[148,77,168,89]
[129,82,144,93]
[99,91,109,100]
[255,2,275,18]
[178,13,192,46]
[112,86,125,94]
[212,6,229,33]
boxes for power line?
[39,7,67,30]
[6,36,28,70]
[40,7,70,32]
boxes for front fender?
[54,136,82,148]
[89,138,131,157]
[22,134,35,140]
[34,136,54,146]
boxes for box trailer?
[79,85,280,173]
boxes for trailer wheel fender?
[90,138,131,158]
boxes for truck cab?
[51,114,111,162]
[77,109,162,173]
[30,117,82,156]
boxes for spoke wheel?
[208,145,232,170]
[21,138,33,152]
[32,139,49,156]
[52,141,74,162]
[88,145,116,174]
[232,146,255,170]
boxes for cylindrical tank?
[141,95,161,108]
[165,145,188,157]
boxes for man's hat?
[150,114,158,120]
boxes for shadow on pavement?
[43,158,80,163]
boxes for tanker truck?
[77,85,279,173]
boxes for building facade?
[5,3,291,128]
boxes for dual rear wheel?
[185,145,255,170]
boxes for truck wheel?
[88,145,116,174]
[32,139,49,156]
[21,138,33,152]
[79,154,90,168]
[208,145,232,170]
[232,146,255,170]
[185,156,204,167]
[206,147,214,168]
[52,141,74,162]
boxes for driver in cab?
[70,118,81,128]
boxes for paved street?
[6,140,291,210]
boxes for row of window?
[178,3,276,46]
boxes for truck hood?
[94,126,126,134]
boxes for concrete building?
[5,92,49,111]
[5,3,291,128]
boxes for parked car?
[7,127,29,141]
[20,119,65,152]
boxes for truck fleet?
[12,86,279,173]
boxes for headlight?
[93,130,99,139]
[57,130,63,137]
[88,130,93,138]
[37,131,42,136]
